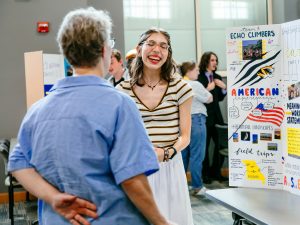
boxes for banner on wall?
[227,20,300,195]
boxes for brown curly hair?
[130,28,176,86]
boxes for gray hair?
[57,7,112,67]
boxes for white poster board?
[227,20,300,196]
[281,20,300,195]
[24,51,65,108]
[227,24,284,189]
[43,54,65,95]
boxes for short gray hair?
[57,7,112,67]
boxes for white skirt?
[148,154,194,225]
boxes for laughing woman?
[117,28,194,225]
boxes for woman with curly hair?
[117,28,194,225]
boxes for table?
[206,188,300,225]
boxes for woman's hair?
[56,7,112,68]
[179,61,196,77]
[130,28,177,86]
[199,51,218,73]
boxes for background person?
[125,48,137,72]
[179,61,212,196]
[198,51,227,183]
[108,48,130,86]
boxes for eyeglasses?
[143,40,169,51]
[108,38,115,48]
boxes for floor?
[0,201,37,225]
[0,180,234,225]
[191,180,233,225]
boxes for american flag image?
[247,103,284,127]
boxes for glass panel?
[123,0,196,63]
[272,0,300,24]
[198,0,267,70]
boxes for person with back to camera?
[8,7,173,225]
[198,51,227,184]
[179,61,213,196]
[117,27,194,225]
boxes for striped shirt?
[117,76,193,148]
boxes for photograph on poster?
[274,129,281,139]
[268,143,278,151]
[242,40,262,60]
[252,134,258,144]
[260,133,272,141]
[241,131,250,141]
[288,82,300,100]
[233,133,239,142]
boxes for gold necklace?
[143,78,162,90]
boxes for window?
[197,0,267,70]
[124,0,171,19]
[212,1,249,19]
[123,0,196,63]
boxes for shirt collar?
[205,71,213,78]
[50,75,112,92]
[205,71,214,82]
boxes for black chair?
[215,124,229,177]
[0,139,29,225]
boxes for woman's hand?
[207,81,215,91]
[154,147,165,162]
[214,78,226,90]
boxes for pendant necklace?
[143,78,162,90]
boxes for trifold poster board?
[227,19,300,195]
[24,51,65,108]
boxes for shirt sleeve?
[8,112,34,172]
[215,73,227,101]
[176,79,193,105]
[115,81,129,91]
[109,94,159,185]
[193,81,213,103]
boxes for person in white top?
[179,61,213,196]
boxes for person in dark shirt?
[198,51,227,183]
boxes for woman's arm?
[172,97,193,152]
[214,78,226,90]
[154,97,192,160]
[193,82,213,103]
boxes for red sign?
[37,22,49,33]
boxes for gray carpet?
[0,201,37,225]
[191,180,233,225]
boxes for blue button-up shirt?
[8,75,159,225]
